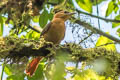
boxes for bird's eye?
[64,11,69,13]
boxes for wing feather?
[40,22,52,37]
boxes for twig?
[28,25,41,33]
[76,9,120,23]
[79,32,93,44]
[96,42,117,47]
[96,0,101,29]
[74,18,120,43]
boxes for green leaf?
[73,69,113,80]
[114,4,118,13]
[0,16,3,36]
[66,66,75,71]
[66,0,75,10]
[105,1,116,17]
[4,65,12,76]
[7,74,25,80]
[4,64,25,77]
[32,16,39,23]
[26,30,33,39]
[58,0,64,4]
[9,20,14,25]
[91,0,106,5]
[25,30,40,40]
[96,33,116,51]
[39,9,49,28]
[49,0,59,4]
[4,64,26,80]
[112,15,120,28]
[48,0,64,4]
[116,28,120,37]
[74,69,98,80]
[27,62,45,80]
[31,31,40,40]
[68,0,74,6]
[76,0,92,13]
[118,0,120,5]
[48,13,53,21]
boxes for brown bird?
[26,10,75,76]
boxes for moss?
[0,37,120,79]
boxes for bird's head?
[53,10,75,21]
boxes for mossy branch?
[0,37,120,78]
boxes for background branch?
[76,9,120,23]
[74,18,120,43]
[28,25,42,33]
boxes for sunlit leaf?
[74,69,98,80]
[32,31,40,40]
[26,30,33,39]
[66,66,75,71]
[32,16,39,23]
[76,0,92,13]
[73,69,113,80]
[96,33,116,51]
[105,1,117,17]
[25,30,40,40]
[4,65,12,75]
[9,20,14,25]
[112,15,120,28]
[39,9,49,28]
[117,28,120,37]
[0,16,3,36]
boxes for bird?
[25,10,75,76]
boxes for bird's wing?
[40,22,52,36]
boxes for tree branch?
[0,37,120,78]
[28,25,42,33]
[74,18,120,43]
[47,2,58,5]
[76,9,120,23]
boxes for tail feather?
[26,57,43,76]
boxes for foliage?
[112,15,120,28]
[76,0,92,13]
[105,1,118,17]
[96,33,116,51]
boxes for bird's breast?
[44,21,66,44]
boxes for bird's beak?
[68,12,76,15]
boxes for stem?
[96,0,100,29]
[1,62,5,80]
[76,9,120,23]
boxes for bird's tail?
[26,57,43,76]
